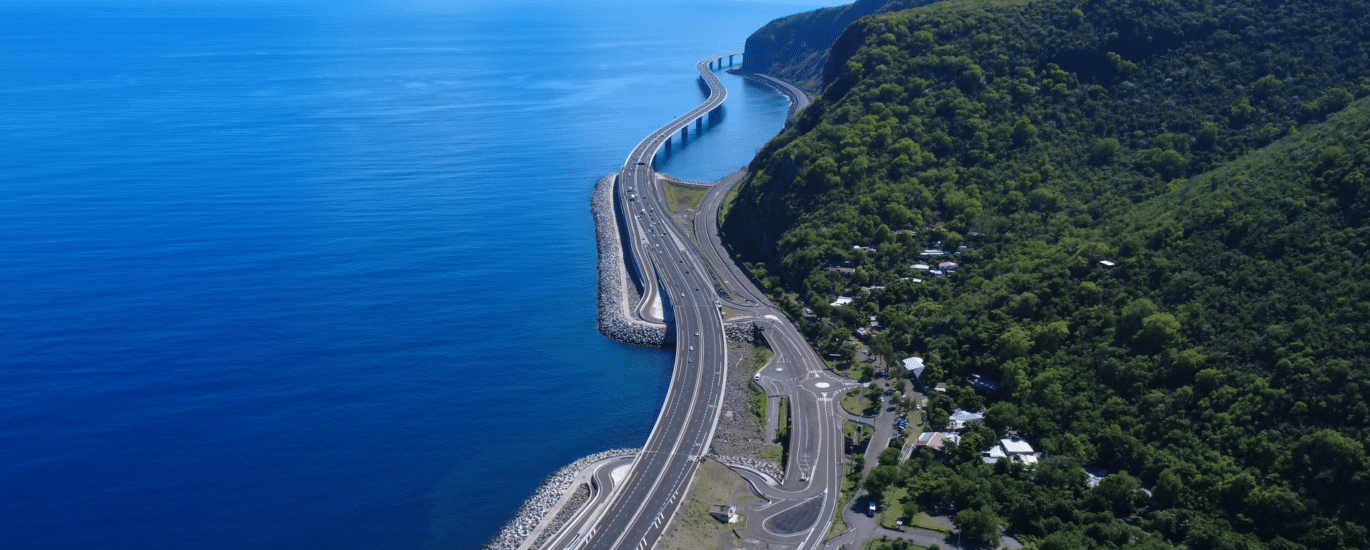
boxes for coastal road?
[645,64,850,548]
[567,53,740,550]
[559,53,851,550]
[689,135,860,549]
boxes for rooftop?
[902,357,925,378]
[1001,438,1034,454]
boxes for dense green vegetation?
[724,0,1370,548]
[743,0,908,93]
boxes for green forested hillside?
[741,0,900,93]
[722,0,1370,548]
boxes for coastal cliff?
[740,0,931,94]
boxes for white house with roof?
[902,356,925,379]
[830,296,853,306]
[949,408,985,429]
[983,438,1039,465]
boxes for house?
[921,249,948,256]
[938,261,959,271]
[984,438,1040,465]
[929,269,945,277]
[911,263,931,270]
[969,374,999,392]
[949,408,985,429]
[710,505,739,523]
[934,383,947,392]
[902,357,925,379]
[914,431,961,451]
[1099,260,1116,267]
[830,296,853,306]
[982,445,1008,464]
[1001,438,1035,456]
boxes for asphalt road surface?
[554,53,853,550]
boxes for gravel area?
[707,335,782,480]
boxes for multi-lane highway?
[550,53,853,550]
[559,53,739,550]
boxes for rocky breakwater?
[591,173,671,347]
[484,448,640,550]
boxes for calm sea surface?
[0,1,824,548]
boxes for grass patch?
[910,512,951,534]
[657,458,760,550]
[720,181,741,220]
[751,346,773,366]
[740,345,772,425]
[662,179,708,213]
[866,539,927,550]
[776,396,791,469]
[825,459,853,542]
[844,420,872,463]
[878,486,908,529]
[760,445,782,464]
[750,383,766,424]
[841,389,865,416]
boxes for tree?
[1135,312,1180,351]
[997,326,1033,359]
[864,464,904,503]
[878,446,902,467]
[953,506,1004,546]
[867,384,884,413]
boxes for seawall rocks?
[484,448,640,550]
[591,173,672,347]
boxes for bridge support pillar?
[729,55,734,66]
[681,126,688,140]
[695,118,702,131]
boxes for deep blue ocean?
[0,1,832,548]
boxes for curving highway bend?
[548,53,855,550]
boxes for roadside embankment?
[591,173,671,346]
[484,448,639,550]
[724,321,765,344]
[710,454,785,485]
